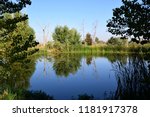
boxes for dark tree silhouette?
[107,0,150,43]
[0,0,31,14]
[0,0,31,31]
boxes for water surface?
[28,54,150,100]
[1,53,150,100]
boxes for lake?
[1,53,150,99]
[29,53,150,100]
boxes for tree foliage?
[1,12,39,64]
[69,28,81,45]
[52,26,81,45]
[0,0,39,64]
[0,0,31,33]
[107,0,150,42]
[0,0,31,14]
[85,33,93,45]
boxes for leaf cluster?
[107,0,150,42]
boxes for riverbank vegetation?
[44,36,150,54]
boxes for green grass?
[62,45,150,54]
[39,43,150,54]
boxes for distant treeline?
[39,25,150,54]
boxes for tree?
[53,26,70,44]
[52,26,81,45]
[69,28,81,45]
[0,0,39,99]
[85,33,93,45]
[1,12,39,63]
[107,0,150,43]
[0,1,38,64]
[0,0,31,34]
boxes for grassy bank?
[40,43,150,54]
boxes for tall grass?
[64,44,150,54]
[42,42,150,54]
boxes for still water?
[28,54,150,100]
[1,53,150,99]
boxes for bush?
[107,37,128,46]
[46,41,53,49]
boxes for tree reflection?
[112,55,150,99]
[0,57,35,99]
[86,55,93,65]
[106,54,128,64]
[52,54,81,77]
[0,55,53,100]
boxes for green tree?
[85,33,93,45]
[53,26,70,44]
[0,0,38,64]
[107,0,150,43]
[69,28,81,45]
[1,12,39,63]
[0,0,31,35]
[0,0,39,99]
[52,26,81,45]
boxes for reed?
[40,43,150,54]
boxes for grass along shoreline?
[38,44,150,54]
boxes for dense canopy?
[107,0,150,43]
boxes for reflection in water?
[1,53,150,100]
[0,55,53,100]
[86,55,93,65]
[106,54,128,64]
[52,54,81,77]
[30,54,117,99]
[1,59,29,99]
[112,55,150,100]
[0,59,35,90]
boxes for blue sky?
[23,0,122,43]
